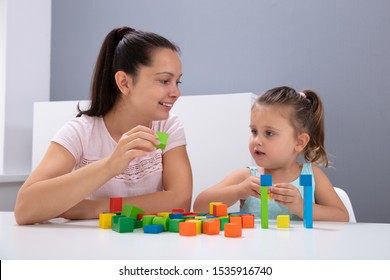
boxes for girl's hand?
[237,176,261,200]
[106,125,160,176]
[270,183,304,217]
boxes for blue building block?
[143,224,164,234]
[300,174,313,228]
[300,174,312,187]
[260,174,272,186]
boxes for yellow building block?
[99,213,116,229]
[157,212,170,218]
[277,215,290,228]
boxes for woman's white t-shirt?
[52,114,186,199]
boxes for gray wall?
[51,0,390,223]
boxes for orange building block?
[242,214,255,228]
[202,219,220,235]
[187,219,202,234]
[229,215,242,226]
[179,221,197,236]
[214,204,228,217]
[224,223,242,238]
[209,202,222,215]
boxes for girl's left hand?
[269,183,303,218]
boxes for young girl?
[14,27,193,225]
[194,86,349,222]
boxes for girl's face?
[126,48,182,121]
[249,104,303,169]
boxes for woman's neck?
[103,107,152,142]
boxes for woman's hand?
[269,183,304,218]
[105,125,160,176]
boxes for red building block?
[110,197,122,213]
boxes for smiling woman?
[14,26,193,225]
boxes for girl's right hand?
[105,125,160,176]
[237,176,261,200]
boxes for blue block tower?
[300,174,313,228]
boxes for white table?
[1,211,389,260]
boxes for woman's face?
[127,48,182,121]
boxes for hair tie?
[299,91,306,98]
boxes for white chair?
[334,187,356,223]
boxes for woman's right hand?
[106,125,160,176]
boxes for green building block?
[142,215,156,228]
[168,218,185,232]
[155,131,169,149]
[121,204,145,219]
[112,215,134,233]
[219,216,229,231]
[152,216,169,231]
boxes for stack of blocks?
[98,199,255,238]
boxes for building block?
[169,213,184,219]
[241,214,255,228]
[224,223,242,238]
[277,215,290,228]
[213,203,228,216]
[202,219,220,235]
[157,212,170,218]
[99,213,116,229]
[110,197,122,213]
[219,216,229,230]
[187,219,202,234]
[179,221,197,236]
[168,219,185,233]
[260,174,272,229]
[260,174,272,186]
[155,131,169,149]
[209,202,222,215]
[122,204,145,219]
[144,224,164,234]
[134,220,143,229]
[112,216,134,233]
[171,208,185,213]
[229,215,242,226]
[152,216,169,231]
[142,215,156,227]
[300,174,313,229]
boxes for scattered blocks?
[179,221,197,236]
[112,216,134,233]
[99,213,116,229]
[144,224,164,234]
[229,215,242,225]
[277,215,290,228]
[209,202,222,215]
[152,216,169,231]
[155,131,169,149]
[187,219,202,234]
[241,214,255,228]
[122,204,145,220]
[202,219,220,235]
[168,219,185,233]
[214,203,228,216]
[224,223,242,238]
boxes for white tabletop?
[1,211,389,260]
